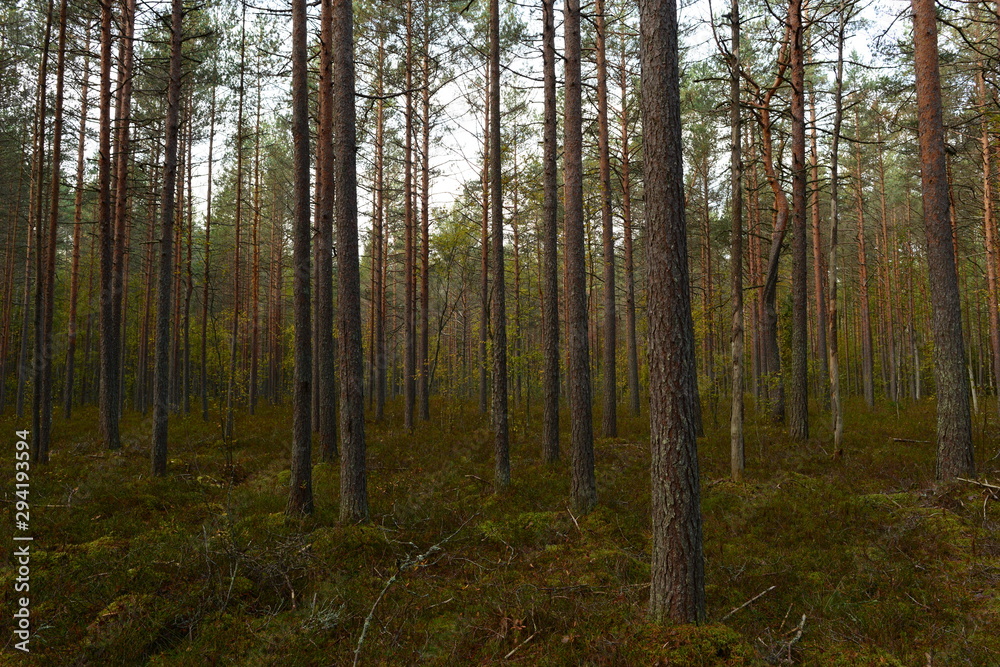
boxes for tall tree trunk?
[640,0,705,624]
[250,77,263,417]
[201,85,215,421]
[0,165,23,414]
[317,0,337,461]
[288,0,314,514]
[701,158,714,408]
[97,0,118,448]
[828,5,845,451]
[541,0,560,461]
[183,104,195,414]
[729,0,744,481]
[374,31,386,421]
[490,0,510,490]
[808,88,828,404]
[479,79,490,417]
[565,0,596,512]
[853,109,875,410]
[152,0,184,476]
[619,40,640,418]
[333,0,368,522]
[111,0,136,419]
[419,6,432,421]
[752,28,791,422]
[404,0,416,430]
[911,0,975,481]
[512,142,523,408]
[35,0,67,463]
[136,163,157,414]
[64,28,90,419]
[875,119,897,403]
[226,9,246,441]
[596,0,617,437]
[788,0,809,440]
[978,67,1000,419]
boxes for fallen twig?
[353,514,477,667]
[565,506,582,535]
[892,438,931,444]
[503,631,537,660]
[957,477,1000,493]
[721,585,776,621]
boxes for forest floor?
[2,395,1000,665]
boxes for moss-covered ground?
[2,396,999,665]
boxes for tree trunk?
[596,0,616,438]
[151,0,184,476]
[480,78,490,417]
[419,6,432,421]
[288,0,314,514]
[541,0,560,461]
[828,5,845,451]
[333,0,368,523]
[911,0,975,481]
[853,109,875,410]
[201,86,215,421]
[808,88,829,405]
[753,29,791,422]
[97,0,119,448]
[110,0,136,420]
[317,0,338,461]
[404,0,416,430]
[788,0,809,440]
[978,67,1000,420]
[490,0,510,490]
[729,0,744,481]
[64,27,90,419]
[226,9,246,441]
[619,41,640,418]
[640,0,705,624]
[250,76,263,417]
[374,31,386,421]
[35,0,67,463]
[565,0,596,513]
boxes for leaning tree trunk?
[640,0,705,624]
[911,0,975,481]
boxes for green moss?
[5,398,1000,664]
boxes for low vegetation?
[3,397,999,664]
